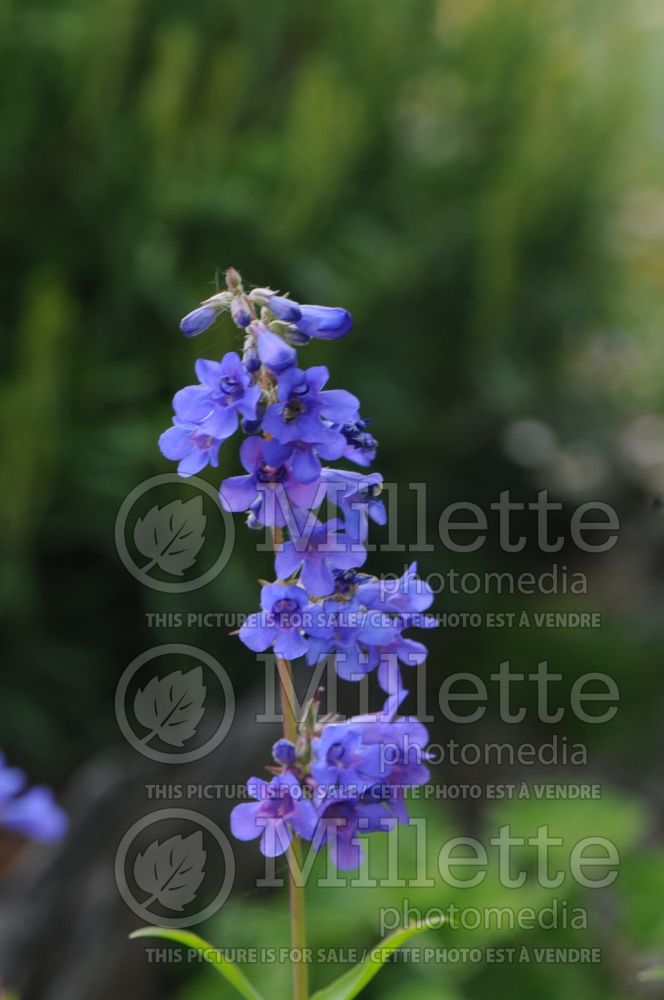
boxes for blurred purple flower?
[315,798,398,870]
[0,753,67,843]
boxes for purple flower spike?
[230,773,317,857]
[159,420,221,477]
[161,271,439,874]
[263,366,359,452]
[239,582,310,659]
[275,515,366,597]
[220,436,322,527]
[179,305,220,337]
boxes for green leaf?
[129,927,265,1000]
[638,967,664,982]
[310,917,447,1000]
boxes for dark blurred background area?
[1,0,663,998]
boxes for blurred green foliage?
[179,795,659,1000]
[1,0,661,762]
[1,0,663,996]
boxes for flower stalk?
[287,834,308,1000]
[272,525,309,1000]
[157,267,439,997]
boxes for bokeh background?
[1,0,663,998]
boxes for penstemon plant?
[131,268,445,999]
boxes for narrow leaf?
[638,967,664,982]
[310,917,447,1000]
[130,927,265,1000]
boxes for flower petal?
[291,800,319,841]
[239,616,277,652]
[301,557,335,597]
[220,475,256,512]
[296,305,352,340]
[256,328,296,372]
[230,802,262,841]
[158,424,192,461]
[274,629,308,660]
[260,819,292,857]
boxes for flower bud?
[225,267,243,292]
[282,326,312,347]
[272,738,297,766]
[296,304,352,340]
[201,291,232,309]
[248,287,275,305]
[242,334,261,373]
[250,320,296,372]
[179,305,220,337]
[265,295,302,324]
[231,296,253,329]
[241,396,266,434]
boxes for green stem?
[272,528,308,1000]
[276,655,298,743]
[287,834,308,1000]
